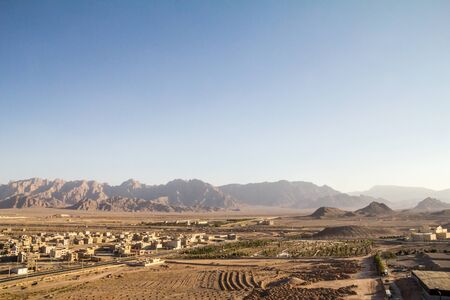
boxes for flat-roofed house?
[412,270,450,299]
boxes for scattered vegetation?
[181,239,373,259]
[181,240,272,259]
[257,240,373,258]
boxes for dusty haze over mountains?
[350,185,450,208]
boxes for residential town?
[0,226,238,276]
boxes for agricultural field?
[0,257,383,300]
[181,239,373,259]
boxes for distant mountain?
[0,178,237,211]
[351,185,450,207]
[220,181,340,208]
[0,195,53,209]
[309,207,356,219]
[0,178,109,207]
[312,194,388,209]
[220,181,383,209]
[355,201,394,216]
[0,178,403,212]
[412,197,450,212]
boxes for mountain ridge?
[0,178,391,212]
[0,178,237,211]
[220,181,388,209]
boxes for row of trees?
[374,253,387,275]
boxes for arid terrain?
[0,257,381,300]
[3,0,450,298]
[0,205,449,300]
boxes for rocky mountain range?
[220,180,387,209]
[0,178,392,212]
[0,178,237,212]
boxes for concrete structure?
[64,251,78,262]
[434,226,450,240]
[40,245,55,254]
[412,270,450,299]
[140,258,164,266]
[164,239,181,249]
[411,225,450,241]
[50,248,67,259]
[258,219,274,226]
[425,253,450,271]
[436,232,450,239]
[11,267,28,275]
[116,244,131,256]
[411,232,437,242]
[128,258,164,267]
[17,251,27,263]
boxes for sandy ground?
[0,257,384,300]
[1,209,446,299]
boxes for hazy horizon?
[1,1,450,192]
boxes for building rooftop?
[413,270,450,292]
[426,253,450,260]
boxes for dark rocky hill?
[413,197,450,212]
[355,201,394,216]
[309,207,356,219]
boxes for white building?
[11,267,28,275]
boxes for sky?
[1,0,450,192]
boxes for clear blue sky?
[1,0,449,192]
